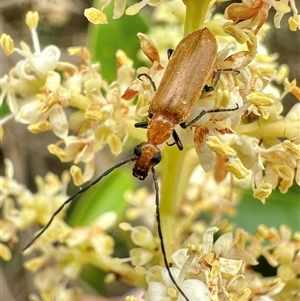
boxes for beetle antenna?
[22,157,136,252]
[151,167,190,301]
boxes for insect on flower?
[23,28,243,301]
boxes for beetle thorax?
[147,114,175,146]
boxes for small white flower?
[147,267,210,301]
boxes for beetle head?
[132,142,161,180]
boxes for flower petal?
[49,105,68,138]
[178,279,210,301]
[31,46,61,75]
[15,99,42,124]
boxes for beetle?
[23,28,242,301]
[132,28,218,180]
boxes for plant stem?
[159,145,199,256]
[184,0,212,35]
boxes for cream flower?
[0,12,61,110]
[224,0,299,34]
[0,159,70,262]
[0,11,73,140]
[21,71,69,138]
[120,222,160,266]
[48,133,96,185]
[124,187,156,226]
[1,12,136,184]
[146,267,210,301]
[84,0,166,21]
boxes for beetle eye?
[151,153,161,165]
[134,145,142,157]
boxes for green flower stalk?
[183,0,212,34]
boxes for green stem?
[159,146,199,255]
[183,0,212,35]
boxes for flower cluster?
[123,193,300,300]
[1,11,135,186]
[0,159,69,261]
[24,211,143,301]
[84,0,300,32]
[122,159,300,300]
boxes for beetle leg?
[166,130,183,150]
[167,48,174,59]
[212,68,240,88]
[166,141,176,147]
[203,84,214,92]
[138,73,157,92]
[203,68,240,93]
[181,103,239,129]
[134,110,153,129]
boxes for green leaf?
[0,101,11,119]
[68,167,135,227]
[87,2,149,82]
[229,182,300,233]
[67,166,135,293]
[80,264,107,295]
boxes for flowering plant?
[1,0,299,300]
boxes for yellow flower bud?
[279,179,293,193]
[23,257,45,271]
[206,136,236,156]
[276,64,289,84]
[288,15,300,31]
[48,144,67,161]
[166,287,178,299]
[116,49,133,66]
[107,134,122,155]
[25,11,39,29]
[275,164,294,180]
[84,8,108,24]
[84,110,103,122]
[232,288,252,301]
[253,183,273,203]
[0,34,14,56]
[247,92,275,106]
[28,120,51,133]
[223,24,249,44]
[225,158,250,179]
[67,46,90,61]
[70,165,83,186]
